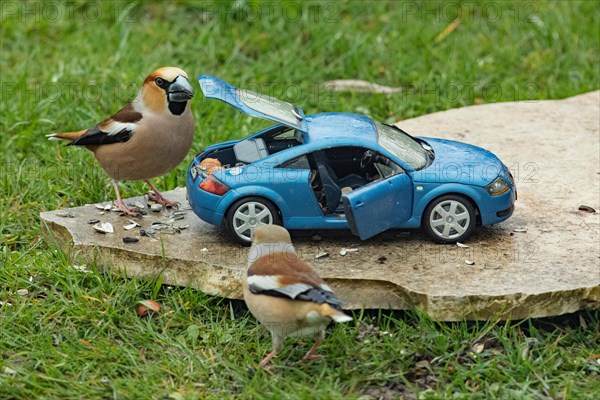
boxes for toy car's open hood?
[198,75,307,133]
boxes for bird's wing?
[247,253,342,308]
[69,103,142,146]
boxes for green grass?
[1,0,599,398]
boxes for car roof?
[303,112,378,145]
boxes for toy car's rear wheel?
[423,195,476,243]
[225,197,281,246]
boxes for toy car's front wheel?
[423,195,476,244]
[225,197,281,246]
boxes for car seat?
[317,163,342,214]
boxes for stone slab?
[40,91,600,320]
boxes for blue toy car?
[187,75,516,245]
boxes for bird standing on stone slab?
[47,67,195,216]
[243,224,352,368]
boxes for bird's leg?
[259,350,277,369]
[260,334,284,369]
[145,180,179,209]
[112,180,138,216]
[301,330,325,363]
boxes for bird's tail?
[46,130,86,141]
[319,303,353,323]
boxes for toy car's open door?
[198,75,308,133]
[342,173,413,240]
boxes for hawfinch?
[47,67,195,216]
[243,224,352,368]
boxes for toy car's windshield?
[238,89,303,130]
[376,122,428,170]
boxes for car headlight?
[485,177,510,196]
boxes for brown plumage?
[47,67,195,216]
[243,225,352,368]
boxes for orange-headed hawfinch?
[243,224,352,368]
[47,67,195,216]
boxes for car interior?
[307,146,404,215]
[200,126,303,169]
[200,131,404,215]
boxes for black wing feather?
[251,286,343,310]
[68,125,133,146]
[296,288,344,310]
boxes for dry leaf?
[435,18,460,42]
[136,300,161,317]
[323,79,404,94]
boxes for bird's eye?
[155,77,165,87]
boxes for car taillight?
[199,175,230,196]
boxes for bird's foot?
[114,199,139,217]
[300,333,323,363]
[259,351,277,369]
[300,352,322,363]
[147,191,179,209]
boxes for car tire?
[225,197,282,246]
[423,194,476,244]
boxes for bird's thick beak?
[168,75,194,102]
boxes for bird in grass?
[243,224,352,368]
[47,67,195,216]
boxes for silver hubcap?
[232,202,273,241]
[429,200,470,240]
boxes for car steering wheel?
[360,150,374,169]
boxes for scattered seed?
[513,227,528,233]
[2,367,17,375]
[16,289,29,297]
[151,204,163,212]
[415,360,430,369]
[72,264,92,273]
[123,237,139,244]
[134,201,146,209]
[176,224,189,230]
[473,343,485,353]
[57,211,75,218]
[578,205,597,213]
[93,222,114,234]
[484,263,501,269]
[124,220,140,230]
[151,222,170,230]
[200,248,208,253]
[141,228,155,237]
[340,248,359,256]
[315,250,329,259]
[95,203,112,211]
[465,260,475,265]
[87,219,100,224]
[456,242,469,248]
